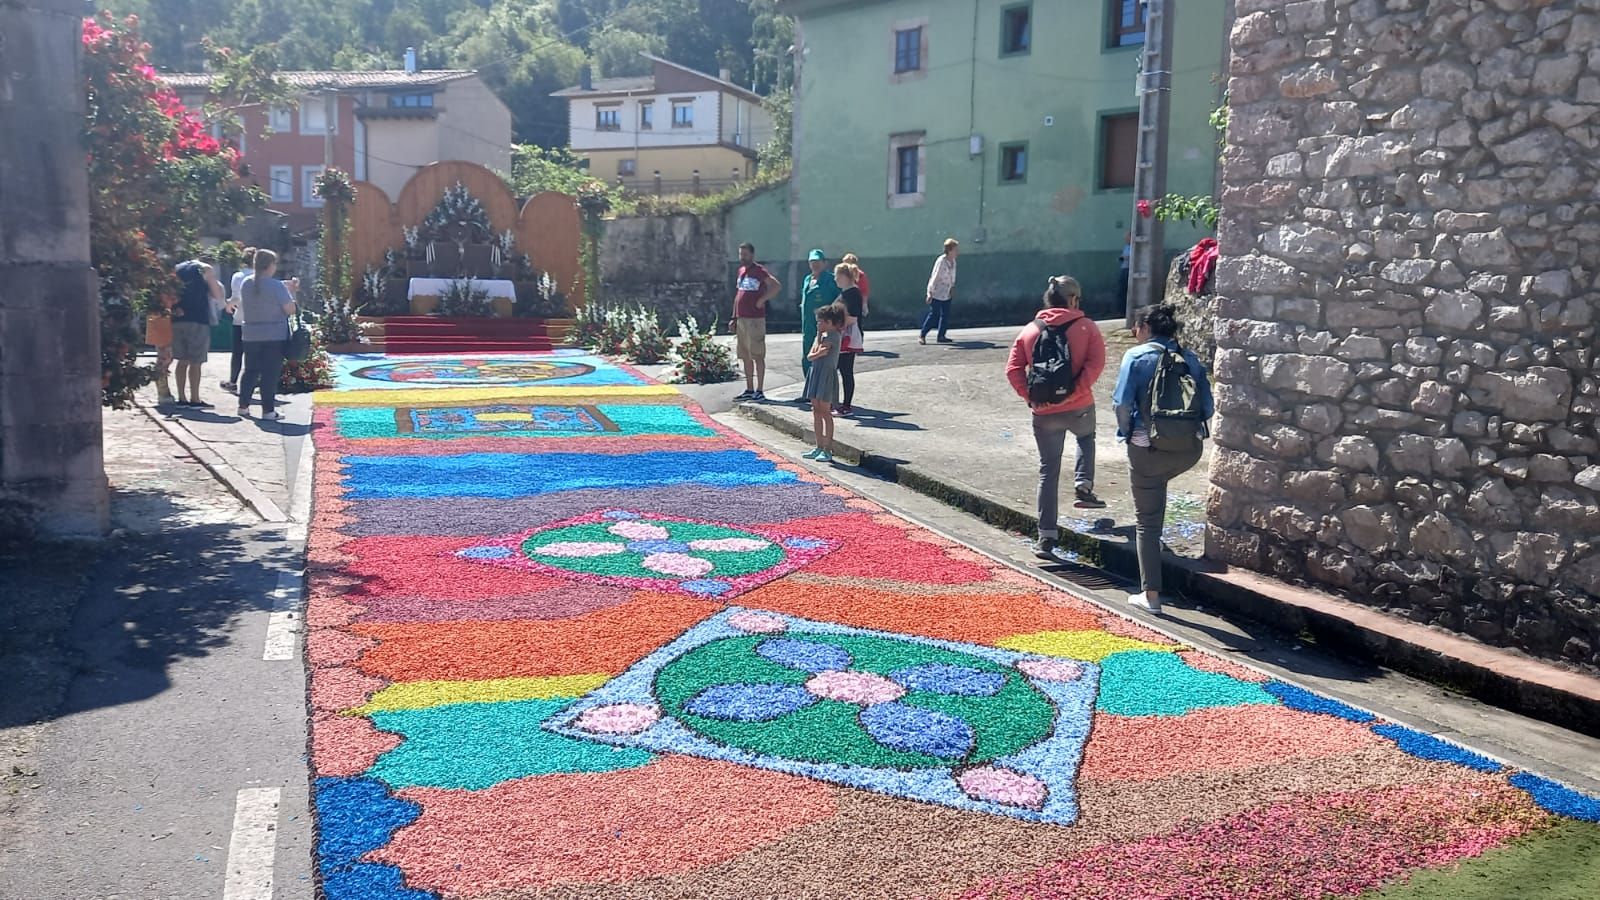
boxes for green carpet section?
[1362,820,1600,900]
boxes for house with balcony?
[553,54,774,194]
[772,0,1228,324]
[164,65,512,231]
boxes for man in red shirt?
[732,241,782,401]
[1005,275,1108,560]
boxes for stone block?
[1492,532,1568,586]
[1327,435,1380,471]
[1411,512,1477,561]
[1341,504,1400,553]
[1459,229,1520,268]
[1260,353,1356,398]
[1468,367,1574,421]
[1386,434,1436,475]
[1529,453,1572,481]
[1424,290,1485,332]
[1211,448,1284,490]
[1412,381,1456,417]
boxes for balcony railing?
[612,173,748,197]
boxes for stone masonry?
[0,0,110,536]
[1210,0,1600,669]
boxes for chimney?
[719,67,732,83]
[404,47,417,73]
[580,65,593,91]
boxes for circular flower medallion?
[654,633,1056,769]
[352,358,598,385]
[518,517,786,586]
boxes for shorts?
[171,321,211,363]
[735,316,767,361]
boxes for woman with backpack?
[1111,303,1215,613]
[1006,276,1107,562]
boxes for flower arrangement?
[403,226,422,254]
[671,315,737,384]
[571,301,611,351]
[512,270,570,319]
[320,292,364,345]
[439,277,493,317]
[622,308,672,365]
[421,182,493,244]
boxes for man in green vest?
[800,248,840,385]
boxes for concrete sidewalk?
[134,350,315,522]
[670,321,1212,557]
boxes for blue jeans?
[920,299,951,340]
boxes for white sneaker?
[1129,594,1162,614]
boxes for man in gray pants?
[1005,276,1108,559]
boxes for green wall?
[770,0,1225,327]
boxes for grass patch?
[1362,820,1600,899]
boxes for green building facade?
[759,0,1228,328]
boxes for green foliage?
[104,0,792,146]
[756,87,792,172]
[615,165,790,218]
[1153,97,1229,234]
[671,314,737,384]
[83,13,270,408]
[508,145,609,198]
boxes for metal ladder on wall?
[1128,0,1176,325]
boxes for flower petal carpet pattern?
[305,353,1600,900]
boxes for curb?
[134,400,289,523]
[736,401,1600,740]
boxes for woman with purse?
[236,249,298,422]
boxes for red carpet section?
[380,317,555,355]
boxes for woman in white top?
[221,246,255,392]
[919,238,959,345]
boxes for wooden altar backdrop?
[347,161,585,307]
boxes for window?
[1109,0,1146,48]
[1099,112,1139,189]
[299,97,333,135]
[389,92,434,108]
[888,132,925,207]
[269,166,293,203]
[639,102,654,130]
[671,100,694,128]
[894,27,923,73]
[302,166,326,208]
[268,105,292,132]
[618,159,637,176]
[1001,4,1032,56]
[1000,142,1028,183]
[596,106,621,131]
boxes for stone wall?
[1210,0,1600,669]
[599,213,731,329]
[0,0,110,537]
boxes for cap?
[808,249,826,261]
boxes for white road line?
[263,570,304,661]
[286,432,316,545]
[221,787,280,900]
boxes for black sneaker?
[734,389,755,401]
[751,390,766,401]
[1074,488,1108,509]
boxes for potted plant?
[438,277,493,317]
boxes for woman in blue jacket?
[1111,304,1214,614]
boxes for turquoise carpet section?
[367,699,654,790]
[341,449,796,499]
[1096,651,1278,717]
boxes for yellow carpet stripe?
[350,674,611,715]
[995,630,1180,662]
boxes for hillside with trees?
[104,0,794,148]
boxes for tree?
[83,13,272,407]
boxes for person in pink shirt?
[1005,276,1108,560]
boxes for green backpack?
[1142,344,1206,453]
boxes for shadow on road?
[846,408,924,432]
[0,488,293,730]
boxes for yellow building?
[554,54,774,194]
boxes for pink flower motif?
[805,671,906,705]
[609,521,670,541]
[728,611,788,634]
[1016,659,1084,683]
[574,703,660,735]
[536,541,628,557]
[957,766,1048,810]
[688,537,771,552]
[642,553,715,577]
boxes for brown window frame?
[1108,0,1147,49]
[1098,111,1139,190]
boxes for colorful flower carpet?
[307,353,1600,900]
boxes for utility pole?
[1127,0,1176,325]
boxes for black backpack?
[1025,318,1081,406]
[1142,344,1207,452]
